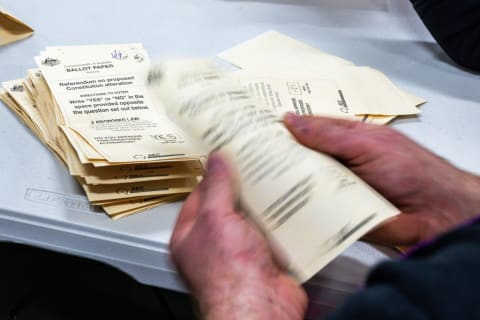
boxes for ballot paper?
[35,44,204,163]
[147,60,400,282]
[219,31,425,121]
[0,7,33,46]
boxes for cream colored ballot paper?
[35,44,205,163]
[219,31,425,117]
[0,7,33,46]
[147,60,399,282]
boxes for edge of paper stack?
[0,31,426,219]
[0,6,34,46]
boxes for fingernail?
[284,112,309,134]
[207,153,224,174]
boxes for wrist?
[453,172,480,221]
[427,170,480,238]
[195,275,307,320]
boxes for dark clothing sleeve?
[410,0,480,71]
[325,220,480,320]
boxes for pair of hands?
[170,114,480,320]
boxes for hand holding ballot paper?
[1,31,424,223]
[147,59,400,281]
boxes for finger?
[284,113,373,162]
[199,152,236,220]
[363,213,424,246]
[170,184,202,248]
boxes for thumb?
[199,152,237,219]
[284,113,371,163]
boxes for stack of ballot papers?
[1,44,204,219]
[0,31,426,219]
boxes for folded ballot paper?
[0,7,33,46]
[1,31,425,220]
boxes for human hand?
[169,153,307,320]
[284,113,480,245]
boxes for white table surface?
[0,0,479,301]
